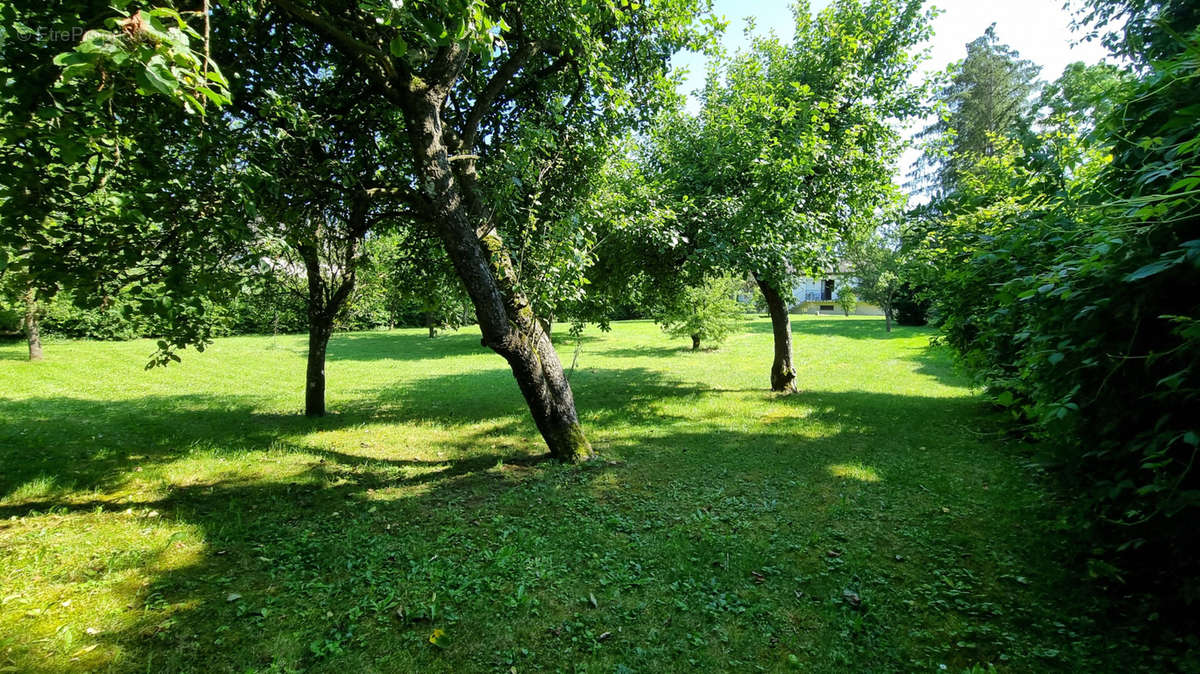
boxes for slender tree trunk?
[298,223,362,418]
[405,99,591,462]
[755,274,798,393]
[691,334,701,351]
[426,310,436,338]
[305,317,332,417]
[885,310,893,333]
[23,286,43,361]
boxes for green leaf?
[389,36,408,57]
[141,56,180,96]
[53,51,90,67]
[1123,258,1176,282]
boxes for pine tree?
[911,25,1042,196]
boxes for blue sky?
[673,0,1111,100]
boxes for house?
[791,268,884,316]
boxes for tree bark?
[298,218,362,417]
[265,3,592,461]
[885,310,893,333]
[691,334,701,351]
[305,317,332,416]
[755,274,798,393]
[24,286,43,361]
[426,310,436,338]
[404,96,591,462]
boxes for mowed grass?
[0,317,1138,672]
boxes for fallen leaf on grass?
[429,628,447,648]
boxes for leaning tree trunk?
[305,316,333,417]
[406,99,591,462]
[23,286,42,361]
[754,274,798,393]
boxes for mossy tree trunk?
[264,9,594,462]
[402,94,592,463]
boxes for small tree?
[851,234,905,332]
[835,286,858,317]
[656,276,743,350]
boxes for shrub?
[921,25,1200,614]
[655,275,743,350]
[834,287,857,316]
[893,282,929,326]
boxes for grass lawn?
[0,316,1145,672]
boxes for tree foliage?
[913,2,1200,616]
[834,285,857,317]
[849,230,905,331]
[910,25,1041,196]
[654,275,742,350]
[635,0,932,390]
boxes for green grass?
[0,316,1144,672]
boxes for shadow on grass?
[590,345,691,359]
[741,316,922,340]
[0,337,1042,672]
[0,383,1003,671]
[0,364,710,503]
[324,329,603,362]
[904,342,973,389]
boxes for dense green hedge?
[0,270,456,341]
[923,23,1200,614]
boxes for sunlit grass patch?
[2,474,64,503]
[828,462,882,482]
[0,510,206,670]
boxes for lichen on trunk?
[404,96,592,462]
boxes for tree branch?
[267,0,409,102]
[459,41,539,151]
